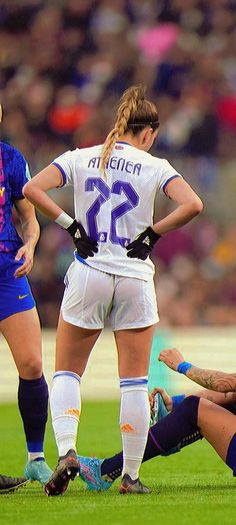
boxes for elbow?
[190,197,204,217]
[23,181,34,202]
[23,181,29,198]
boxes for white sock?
[50,371,81,457]
[120,377,149,480]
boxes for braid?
[101,86,146,178]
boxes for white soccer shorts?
[61,260,159,331]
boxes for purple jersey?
[0,141,31,253]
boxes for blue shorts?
[0,251,35,322]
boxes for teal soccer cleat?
[78,456,113,491]
[150,392,169,427]
[24,459,53,485]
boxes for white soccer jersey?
[53,141,182,280]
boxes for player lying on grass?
[77,360,236,492]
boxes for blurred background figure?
[1,0,236,328]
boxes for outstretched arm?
[159,348,236,393]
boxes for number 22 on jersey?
[85,177,139,247]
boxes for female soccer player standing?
[0,106,51,488]
[24,85,203,495]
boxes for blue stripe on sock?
[53,371,81,383]
[120,378,148,387]
[27,441,44,453]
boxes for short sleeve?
[52,150,74,187]
[158,159,182,195]
[11,149,32,199]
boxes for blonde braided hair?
[100,85,159,178]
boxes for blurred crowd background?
[1,0,236,327]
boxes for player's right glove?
[67,220,98,259]
[126,227,161,261]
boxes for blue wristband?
[172,394,186,409]
[177,361,193,375]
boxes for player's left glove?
[126,227,161,261]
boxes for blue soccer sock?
[18,375,49,460]
[226,433,236,476]
[101,452,123,481]
[101,396,200,480]
[146,395,200,455]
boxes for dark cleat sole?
[45,452,79,496]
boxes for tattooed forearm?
[186,366,236,392]
[186,389,236,405]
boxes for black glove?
[126,227,161,261]
[67,220,98,259]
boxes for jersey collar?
[116,141,133,146]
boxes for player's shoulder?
[143,150,171,168]
[62,144,102,161]
[131,148,171,172]
[0,141,26,165]
[78,144,103,158]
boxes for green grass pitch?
[0,401,236,525]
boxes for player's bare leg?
[115,326,154,378]
[197,398,236,464]
[55,314,102,375]
[45,315,102,496]
[0,309,51,485]
[0,308,42,379]
[115,326,154,494]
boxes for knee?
[18,356,43,379]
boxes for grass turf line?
[0,401,235,525]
